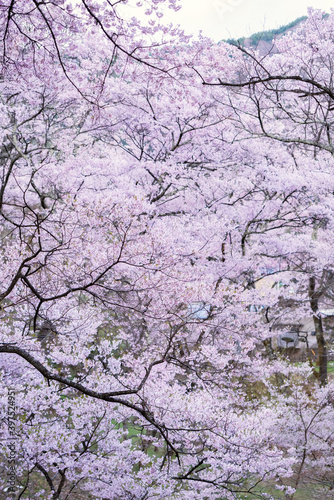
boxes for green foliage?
[315,360,334,374]
[224,16,307,47]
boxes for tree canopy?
[1,3,334,499]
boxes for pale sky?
[159,0,334,41]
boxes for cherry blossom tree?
[1,2,334,499]
[195,8,334,386]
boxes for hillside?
[223,16,307,55]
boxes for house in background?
[254,269,334,362]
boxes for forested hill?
[223,16,307,54]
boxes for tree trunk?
[309,276,327,386]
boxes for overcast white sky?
[159,0,334,41]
